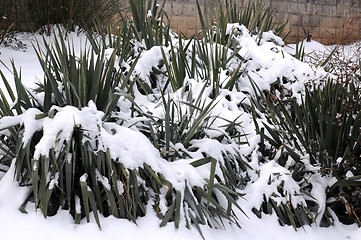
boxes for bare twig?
[0,22,14,45]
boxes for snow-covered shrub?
[225,0,289,44]
[250,79,361,227]
[33,29,126,117]
[0,25,247,237]
[0,31,153,225]
[2,0,348,236]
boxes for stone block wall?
[163,0,202,37]
[163,0,361,44]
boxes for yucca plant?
[161,35,239,94]
[293,37,306,62]
[128,82,249,235]
[250,78,361,227]
[33,30,129,119]
[0,61,37,169]
[0,24,250,239]
[226,0,290,43]
[160,36,191,91]
[1,28,174,225]
[196,0,271,97]
[0,30,146,224]
[84,20,152,97]
[86,21,135,62]
[113,0,172,50]
[0,33,143,226]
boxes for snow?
[285,40,328,54]
[309,173,338,225]
[244,160,305,209]
[101,121,206,190]
[223,23,328,103]
[285,40,361,79]
[0,163,360,240]
[134,45,165,81]
[1,28,361,240]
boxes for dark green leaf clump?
[8,0,361,237]
[251,78,361,227]
[0,1,253,236]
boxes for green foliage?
[293,38,305,62]
[132,85,248,234]
[0,31,145,226]
[160,36,190,91]
[226,0,290,43]
[113,0,172,50]
[251,78,361,227]
[33,28,128,118]
[6,0,360,236]
[0,61,35,167]
[0,1,251,234]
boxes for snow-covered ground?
[286,40,361,79]
[0,30,361,240]
[1,162,361,240]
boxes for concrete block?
[309,15,320,27]
[328,0,337,6]
[178,16,188,29]
[334,16,345,28]
[186,17,198,30]
[309,26,320,40]
[289,14,301,26]
[336,0,351,7]
[335,29,346,44]
[351,27,359,39]
[287,2,298,13]
[169,16,178,31]
[313,0,326,5]
[283,23,292,35]
[262,0,271,8]
[344,0,353,7]
[321,5,331,16]
[320,16,336,28]
[348,8,361,19]
[297,3,307,14]
[305,3,314,15]
[312,4,322,15]
[171,2,184,15]
[163,0,361,44]
[164,3,172,14]
[343,18,355,29]
[271,2,286,13]
[336,5,346,16]
[273,12,286,24]
[329,6,337,16]
[184,3,197,16]
[352,1,361,7]
[320,27,336,39]
[299,15,310,27]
